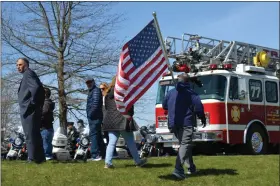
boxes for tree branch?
[38,2,59,50]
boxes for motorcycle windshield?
[17,126,24,134]
[81,128,89,136]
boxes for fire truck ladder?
[164,33,280,75]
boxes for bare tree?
[2,2,124,130]
[1,74,21,138]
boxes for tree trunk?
[57,51,67,133]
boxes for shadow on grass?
[159,168,238,181]
[125,163,173,169]
[50,160,87,164]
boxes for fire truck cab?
[155,33,280,155]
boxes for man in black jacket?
[86,77,105,161]
[40,88,55,160]
[17,58,45,164]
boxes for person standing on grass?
[17,57,46,164]
[40,88,55,160]
[162,73,206,180]
[100,82,118,159]
[85,77,105,161]
[102,76,147,169]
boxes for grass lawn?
[1,155,279,186]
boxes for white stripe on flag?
[125,54,164,95]
[128,47,162,79]
[124,62,167,107]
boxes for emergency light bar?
[209,63,233,70]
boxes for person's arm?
[162,91,170,110]
[127,105,134,117]
[108,87,114,99]
[26,70,41,105]
[192,94,205,118]
[192,94,206,127]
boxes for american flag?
[114,20,168,117]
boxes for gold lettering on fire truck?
[266,109,280,123]
[231,106,240,122]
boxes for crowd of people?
[16,57,206,179]
[16,57,147,168]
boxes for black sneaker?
[187,165,196,175]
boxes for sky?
[2,2,279,130]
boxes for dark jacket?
[18,68,44,118]
[102,87,134,131]
[18,68,45,162]
[86,84,103,120]
[41,98,55,129]
[162,82,205,128]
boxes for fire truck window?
[192,75,227,101]
[229,76,238,100]
[265,81,278,103]
[249,79,263,102]
[156,82,175,104]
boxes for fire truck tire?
[245,125,268,155]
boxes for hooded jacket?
[162,82,205,128]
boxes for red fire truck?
[155,33,280,155]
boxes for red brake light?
[209,64,217,70]
[223,64,232,69]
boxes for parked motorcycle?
[52,127,71,161]
[73,128,90,162]
[6,128,27,160]
[139,126,162,158]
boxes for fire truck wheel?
[245,125,268,155]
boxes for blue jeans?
[105,131,141,165]
[40,128,54,158]
[103,131,118,157]
[88,119,105,158]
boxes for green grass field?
[1,155,279,186]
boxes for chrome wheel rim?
[251,132,263,153]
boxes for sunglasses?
[100,88,105,91]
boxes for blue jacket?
[162,82,205,128]
[86,85,103,120]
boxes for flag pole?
[152,12,176,85]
